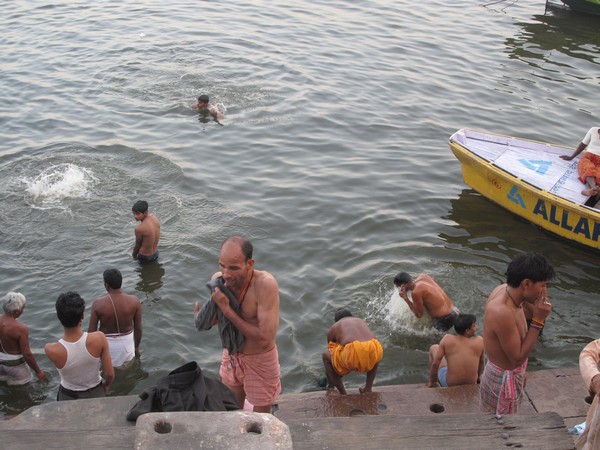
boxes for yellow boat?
[449,129,600,250]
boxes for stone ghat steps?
[0,367,588,449]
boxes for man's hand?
[212,288,230,313]
[531,293,552,323]
[591,373,600,396]
[560,155,574,161]
[194,302,200,315]
[36,370,47,382]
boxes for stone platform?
[0,367,589,449]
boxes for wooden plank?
[286,412,574,450]
[0,427,135,450]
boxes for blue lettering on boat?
[532,199,600,242]
[507,186,525,208]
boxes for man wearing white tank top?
[45,292,114,401]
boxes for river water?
[1,0,599,417]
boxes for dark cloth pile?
[126,361,240,422]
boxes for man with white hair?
[0,292,46,385]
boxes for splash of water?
[384,290,438,336]
[21,163,97,208]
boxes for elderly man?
[0,292,46,385]
[194,236,280,413]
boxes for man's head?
[393,272,412,288]
[505,252,555,287]
[196,94,209,109]
[334,308,353,322]
[2,292,26,316]
[454,313,476,336]
[103,268,123,290]
[56,291,85,328]
[132,200,149,221]
[219,235,255,291]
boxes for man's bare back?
[132,201,160,259]
[328,317,375,345]
[89,293,141,335]
[437,334,483,386]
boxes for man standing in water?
[322,308,383,395]
[393,272,460,332]
[0,292,46,385]
[194,236,281,413]
[132,200,160,264]
[45,291,114,401]
[480,252,554,415]
[88,268,142,367]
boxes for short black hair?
[454,314,476,335]
[197,94,209,103]
[505,252,555,288]
[103,268,123,290]
[132,200,148,213]
[334,308,353,322]
[393,272,412,287]
[56,291,85,328]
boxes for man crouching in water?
[195,236,281,413]
[322,308,383,395]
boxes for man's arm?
[213,276,279,348]
[88,303,99,332]
[477,338,485,382]
[133,300,142,357]
[428,339,446,387]
[19,328,46,381]
[493,306,545,368]
[560,142,586,161]
[580,339,600,395]
[401,286,424,318]
[96,332,115,392]
[132,228,143,258]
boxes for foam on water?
[21,163,97,208]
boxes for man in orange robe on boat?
[561,127,600,197]
[322,308,383,395]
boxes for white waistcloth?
[0,352,32,385]
[106,330,135,367]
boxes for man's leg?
[222,380,246,410]
[360,362,379,394]
[322,350,346,394]
[428,344,439,368]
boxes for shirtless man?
[192,94,224,121]
[322,308,383,395]
[0,292,46,385]
[45,291,114,401]
[88,268,142,367]
[480,252,554,415]
[132,200,160,264]
[194,235,280,413]
[393,272,459,332]
[428,314,484,388]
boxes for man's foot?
[582,187,600,196]
[359,386,372,394]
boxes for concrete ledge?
[135,411,292,450]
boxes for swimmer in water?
[192,94,224,121]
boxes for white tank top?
[58,332,102,391]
